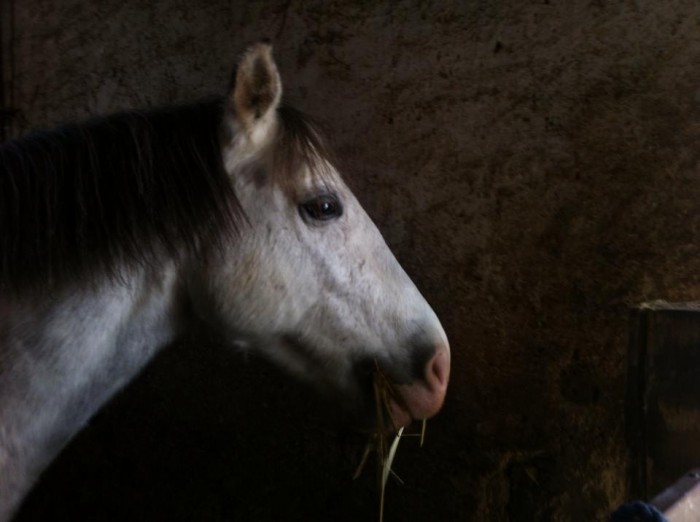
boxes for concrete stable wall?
[6,1,700,520]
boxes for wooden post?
[626,302,700,502]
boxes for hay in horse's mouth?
[353,361,427,522]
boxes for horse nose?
[390,339,451,426]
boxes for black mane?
[0,97,242,294]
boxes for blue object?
[609,501,667,522]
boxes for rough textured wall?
[7,1,700,520]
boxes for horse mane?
[0,97,336,296]
[0,98,242,295]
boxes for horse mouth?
[380,382,447,429]
[385,395,413,428]
[371,360,447,431]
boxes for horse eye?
[300,194,343,222]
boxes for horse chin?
[339,380,411,433]
[346,396,413,434]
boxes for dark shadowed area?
[4,1,700,520]
[18,335,461,521]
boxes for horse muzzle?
[386,340,451,428]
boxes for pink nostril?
[426,344,450,391]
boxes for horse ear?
[229,41,282,136]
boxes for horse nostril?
[428,348,450,388]
[427,345,450,391]
[409,340,451,390]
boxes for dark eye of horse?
[299,194,343,223]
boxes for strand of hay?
[353,361,427,522]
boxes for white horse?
[0,42,450,520]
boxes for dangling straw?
[353,360,428,522]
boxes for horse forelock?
[0,97,243,296]
[271,105,339,197]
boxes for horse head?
[191,42,450,428]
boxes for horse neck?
[0,263,187,521]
